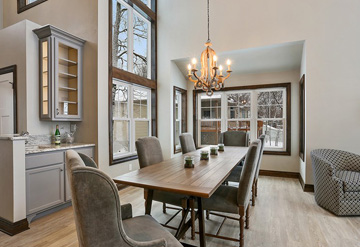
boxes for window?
[196,83,291,155]
[173,87,187,153]
[112,0,151,79]
[17,0,47,13]
[110,0,156,164]
[112,80,151,160]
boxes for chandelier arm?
[188,75,198,84]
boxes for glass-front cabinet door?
[39,38,52,119]
[34,25,85,121]
[54,38,82,120]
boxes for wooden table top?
[113,146,248,198]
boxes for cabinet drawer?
[26,152,64,170]
[73,147,94,159]
[26,163,65,215]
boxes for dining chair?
[225,135,265,204]
[66,150,182,247]
[179,133,196,154]
[136,136,196,240]
[220,131,250,147]
[201,140,261,247]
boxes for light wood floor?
[1,176,360,247]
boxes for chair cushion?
[123,215,182,247]
[335,170,360,192]
[153,190,188,207]
[203,185,239,214]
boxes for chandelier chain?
[207,0,210,42]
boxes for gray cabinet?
[33,25,86,121]
[25,146,94,217]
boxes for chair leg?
[255,178,258,197]
[245,206,250,229]
[239,215,244,247]
[163,203,166,213]
[206,210,210,220]
[252,181,256,206]
[189,198,195,240]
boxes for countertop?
[0,134,28,141]
[25,143,95,154]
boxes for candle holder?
[218,143,225,152]
[184,156,195,168]
[210,146,218,155]
[200,150,209,160]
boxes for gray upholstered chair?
[200,140,261,247]
[78,152,97,168]
[220,131,250,147]
[66,150,182,247]
[179,133,196,154]
[311,149,360,216]
[136,136,195,240]
[253,134,266,202]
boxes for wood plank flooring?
[0,176,359,247]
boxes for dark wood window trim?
[193,82,292,156]
[299,75,305,161]
[173,86,187,154]
[0,65,17,134]
[109,0,157,165]
[17,0,48,14]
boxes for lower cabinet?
[26,164,65,215]
[25,146,94,217]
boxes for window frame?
[194,83,291,155]
[173,86,187,154]
[17,0,48,13]
[109,0,157,165]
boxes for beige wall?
[3,0,98,159]
[158,0,360,184]
[0,0,3,29]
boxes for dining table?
[113,146,249,247]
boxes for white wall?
[158,0,360,184]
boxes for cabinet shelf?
[58,72,77,79]
[59,57,77,66]
[59,86,77,91]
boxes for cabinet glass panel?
[41,40,50,117]
[57,43,79,117]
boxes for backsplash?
[26,134,53,146]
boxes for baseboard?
[0,217,29,236]
[259,169,299,179]
[298,174,315,192]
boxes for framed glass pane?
[200,121,221,145]
[175,120,180,147]
[113,120,130,156]
[113,84,129,118]
[112,0,128,70]
[257,120,284,149]
[133,88,148,119]
[269,91,283,104]
[227,93,250,119]
[135,121,149,141]
[257,92,269,105]
[133,13,149,78]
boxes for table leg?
[197,197,206,247]
[145,189,154,215]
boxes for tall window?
[113,80,151,159]
[112,0,151,79]
[196,83,291,155]
[173,87,187,153]
[110,0,156,164]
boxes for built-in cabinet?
[33,25,86,121]
[25,147,94,218]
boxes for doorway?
[0,65,17,134]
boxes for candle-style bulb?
[187,64,192,70]
[192,58,197,65]
[219,65,223,76]
[226,59,231,65]
[213,55,217,62]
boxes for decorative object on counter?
[200,150,209,160]
[218,143,225,151]
[184,156,195,168]
[210,146,218,155]
[33,25,86,121]
[55,125,61,146]
[65,132,75,144]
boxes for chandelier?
[188,0,232,96]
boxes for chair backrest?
[66,150,139,247]
[237,140,261,209]
[78,152,98,168]
[254,135,266,179]
[179,133,196,154]
[136,136,164,168]
[221,131,249,147]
